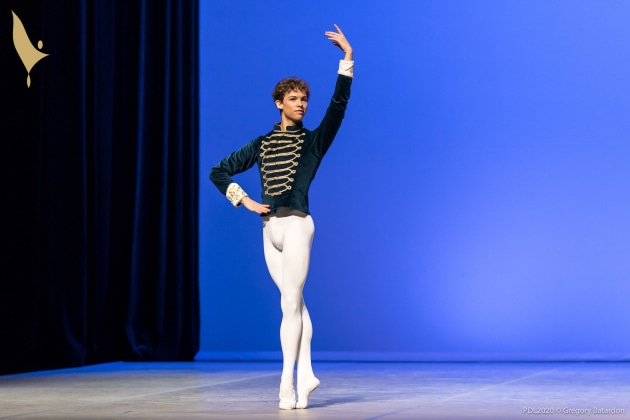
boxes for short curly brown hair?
[272,77,310,103]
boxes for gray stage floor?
[0,361,629,419]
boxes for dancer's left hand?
[325,24,353,61]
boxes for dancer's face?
[276,89,308,125]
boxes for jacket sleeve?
[209,138,260,206]
[312,73,353,158]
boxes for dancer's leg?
[263,220,295,409]
[278,213,314,377]
[279,214,319,409]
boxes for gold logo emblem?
[12,10,49,88]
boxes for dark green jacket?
[210,74,352,215]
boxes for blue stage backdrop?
[199,0,630,361]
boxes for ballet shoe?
[278,382,296,410]
[296,376,320,409]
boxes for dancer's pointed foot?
[296,376,320,409]
[278,381,296,410]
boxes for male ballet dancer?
[210,24,353,410]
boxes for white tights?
[262,207,315,384]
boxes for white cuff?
[226,183,248,207]
[338,60,354,78]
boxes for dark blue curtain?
[0,0,199,375]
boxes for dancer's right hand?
[241,196,271,214]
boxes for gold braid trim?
[261,133,304,197]
[226,183,248,207]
